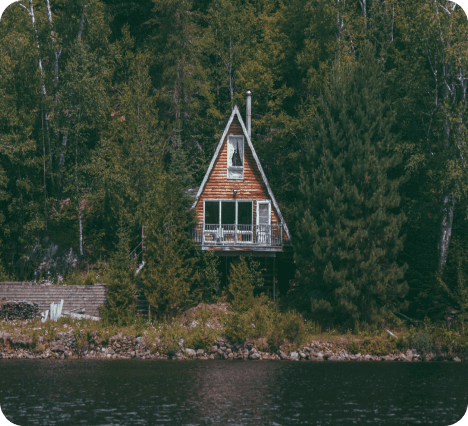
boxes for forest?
[0,0,467,328]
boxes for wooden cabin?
[191,90,293,298]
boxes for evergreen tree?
[100,222,137,324]
[190,250,221,305]
[140,174,198,318]
[228,256,264,312]
[295,44,408,327]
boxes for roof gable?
[193,105,291,241]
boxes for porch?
[191,224,283,251]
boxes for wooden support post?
[273,256,276,302]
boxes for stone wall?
[0,283,106,317]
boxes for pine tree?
[228,256,264,312]
[140,174,198,318]
[100,222,137,324]
[295,43,408,327]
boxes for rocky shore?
[0,332,465,362]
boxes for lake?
[0,360,467,425]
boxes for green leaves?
[295,44,408,327]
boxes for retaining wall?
[0,283,107,317]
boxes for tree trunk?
[41,106,48,230]
[439,193,455,272]
[358,0,367,31]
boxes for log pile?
[0,298,40,320]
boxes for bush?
[349,341,360,354]
[165,345,179,357]
[191,251,221,305]
[359,335,398,356]
[83,272,96,286]
[407,330,433,354]
[281,311,306,347]
[228,257,264,312]
[225,300,277,343]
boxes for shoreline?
[1,332,465,362]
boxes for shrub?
[165,345,179,357]
[225,310,258,343]
[224,299,277,343]
[191,251,221,305]
[228,257,263,312]
[349,341,360,354]
[407,330,433,354]
[83,272,96,286]
[281,311,306,346]
[359,335,397,355]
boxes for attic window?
[227,135,244,179]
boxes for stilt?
[273,256,276,302]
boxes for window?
[227,135,244,179]
[203,200,253,243]
[204,201,219,225]
[257,201,271,244]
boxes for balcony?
[191,224,283,249]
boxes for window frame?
[256,200,271,226]
[203,199,254,228]
[226,135,245,180]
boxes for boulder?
[185,348,196,357]
[210,345,218,353]
[249,352,261,360]
[454,356,461,362]
[278,350,289,360]
[51,344,65,353]
[196,349,204,356]
[290,352,299,361]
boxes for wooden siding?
[195,116,289,244]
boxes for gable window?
[227,135,244,179]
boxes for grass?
[1,304,467,358]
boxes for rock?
[107,348,115,355]
[209,354,215,360]
[51,344,65,353]
[290,352,299,361]
[210,345,218,353]
[278,350,289,360]
[217,349,224,356]
[299,352,306,359]
[424,353,436,362]
[328,355,341,361]
[249,352,261,360]
[220,346,227,352]
[196,349,204,356]
[226,348,232,354]
[227,352,234,360]
[185,348,196,357]
[454,356,461,362]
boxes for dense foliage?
[0,0,467,327]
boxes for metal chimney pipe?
[246,89,252,138]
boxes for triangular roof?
[192,105,292,242]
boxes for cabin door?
[256,201,271,244]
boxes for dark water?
[0,360,467,426]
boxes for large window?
[204,200,252,227]
[227,135,244,179]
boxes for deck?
[191,224,283,252]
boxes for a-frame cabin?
[191,90,293,298]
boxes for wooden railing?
[191,224,283,247]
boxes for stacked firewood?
[0,298,40,320]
